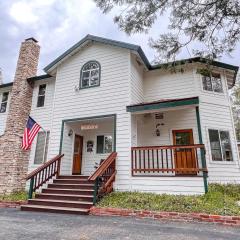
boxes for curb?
[0,201,27,208]
[90,207,240,227]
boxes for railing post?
[93,177,99,205]
[28,177,34,199]
[56,159,61,177]
[196,106,208,194]
[201,148,208,193]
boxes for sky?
[0,0,240,83]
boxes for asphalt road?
[0,208,239,240]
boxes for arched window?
[80,61,101,89]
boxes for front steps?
[21,175,94,215]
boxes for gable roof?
[1,35,238,90]
[44,34,238,88]
[44,34,151,72]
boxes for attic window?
[80,61,100,89]
[201,73,223,93]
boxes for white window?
[0,92,9,113]
[96,135,112,154]
[34,131,50,164]
[37,84,46,107]
[202,73,223,93]
[80,61,100,89]
[208,129,233,161]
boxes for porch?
[127,97,208,181]
[60,114,116,176]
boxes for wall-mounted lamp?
[68,129,73,137]
[156,124,161,137]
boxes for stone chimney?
[0,38,40,194]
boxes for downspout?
[195,106,208,193]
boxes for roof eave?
[0,82,13,89]
[43,34,151,73]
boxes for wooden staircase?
[21,175,94,215]
[21,152,117,215]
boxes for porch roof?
[126,96,199,112]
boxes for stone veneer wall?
[0,38,40,194]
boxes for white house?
[0,35,239,214]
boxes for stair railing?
[88,152,117,204]
[26,154,64,199]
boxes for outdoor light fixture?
[68,129,73,136]
[156,123,161,136]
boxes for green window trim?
[96,135,113,154]
[79,60,101,89]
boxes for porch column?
[195,106,208,193]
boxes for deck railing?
[88,152,117,204]
[131,144,207,176]
[26,154,64,198]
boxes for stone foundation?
[0,38,40,194]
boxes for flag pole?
[41,126,47,163]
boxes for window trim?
[79,60,101,90]
[0,91,9,113]
[96,134,113,154]
[36,84,47,108]
[201,72,224,94]
[33,131,50,165]
[207,128,234,163]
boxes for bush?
[98,184,240,216]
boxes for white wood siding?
[130,55,144,104]
[129,177,204,195]
[143,68,197,102]
[194,69,240,183]
[48,43,133,191]
[23,40,239,194]
[0,87,11,135]
[136,107,199,146]
[27,77,56,173]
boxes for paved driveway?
[0,208,239,240]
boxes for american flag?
[22,116,41,150]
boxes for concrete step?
[28,199,93,209]
[42,188,94,195]
[35,193,93,201]
[21,204,89,215]
[53,179,93,184]
[48,183,94,190]
[57,175,89,180]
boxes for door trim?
[72,134,83,175]
[172,129,194,145]
[172,129,196,175]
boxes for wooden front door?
[72,135,83,175]
[172,129,196,175]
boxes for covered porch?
[127,97,208,182]
[59,114,116,176]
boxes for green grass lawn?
[0,191,28,202]
[98,184,240,216]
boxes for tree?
[95,0,240,62]
[231,78,240,141]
